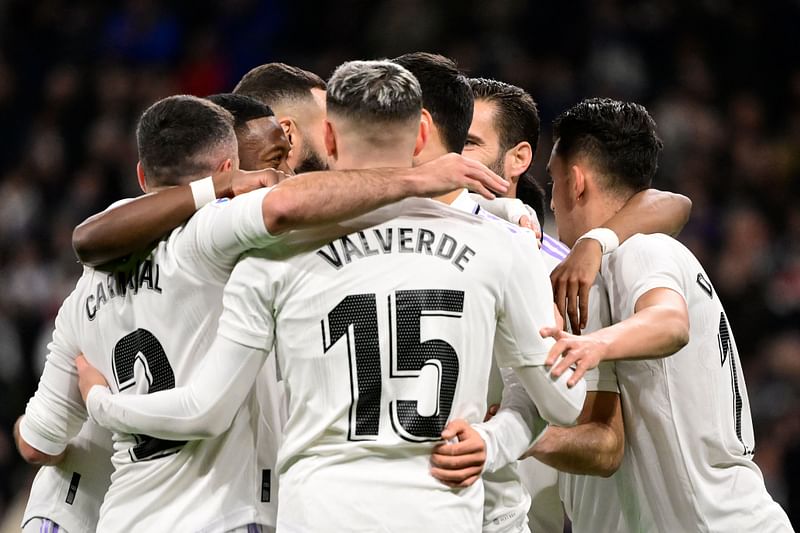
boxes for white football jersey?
[22,189,281,532]
[566,233,792,532]
[482,233,569,533]
[217,198,557,532]
[21,420,114,533]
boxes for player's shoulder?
[614,232,685,257]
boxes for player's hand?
[518,215,542,246]
[430,419,486,488]
[550,238,603,334]
[213,168,292,198]
[412,153,508,200]
[541,327,608,387]
[76,354,109,403]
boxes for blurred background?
[0,0,798,529]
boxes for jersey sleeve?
[584,363,620,393]
[607,234,687,315]
[493,231,557,368]
[216,255,279,350]
[20,294,87,455]
[174,188,279,283]
[87,336,269,440]
[473,368,547,473]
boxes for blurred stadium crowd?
[0,0,798,527]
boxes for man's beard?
[293,144,327,173]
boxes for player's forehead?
[242,116,289,150]
[470,99,501,140]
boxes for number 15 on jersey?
[321,289,465,443]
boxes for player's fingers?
[75,354,87,371]
[466,179,496,200]
[567,278,580,334]
[540,326,566,340]
[466,160,509,194]
[430,451,484,470]
[578,282,590,331]
[550,349,577,378]
[431,465,483,485]
[518,215,534,231]
[568,360,589,387]
[544,339,567,367]
[552,277,567,330]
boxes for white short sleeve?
[217,254,279,350]
[493,231,557,368]
[20,293,86,455]
[606,234,687,315]
[174,188,278,283]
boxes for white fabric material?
[22,189,284,533]
[216,198,560,531]
[575,227,619,255]
[469,193,541,235]
[481,239,566,533]
[21,420,113,533]
[190,176,216,210]
[565,233,792,532]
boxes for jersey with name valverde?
[218,197,556,533]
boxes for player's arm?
[431,368,547,486]
[260,153,507,234]
[17,301,91,463]
[14,416,65,466]
[546,287,690,385]
[78,337,268,440]
[73,154,507,265]
[526,391,623,477]
[552,189,692,332]
[494,232,587,426]
[79,256,278,440]
[73,168,283,267]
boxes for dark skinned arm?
[73,154,507,266]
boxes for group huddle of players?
[12,52,794,532]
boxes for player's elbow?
[16,439,61,466]
[664,312,690,355]
[72,221,110,267]
[596,435,624,477]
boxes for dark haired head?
[469,77,541,161]
[327,60,422,125]
[233,63,326,107]
[552,97,663,194]
[392,52,472,153]
[206,93,274,133]
[136,95,236,187]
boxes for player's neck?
[335,153,414,171]
[412,142,456,203]
[575,195,626,242]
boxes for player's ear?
[571,164,586,201]
[413,115,430,157]
[324,120,338,160]
[217,158,234,172]
[136,161,148,193]
[504,141,532,183]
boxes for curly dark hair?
[553,97,663,194]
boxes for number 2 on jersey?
[322,290,464,442]
[112,329,186,461]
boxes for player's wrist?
[575,227,619,255]
[211,172,234,200]
[190,176,219,210]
